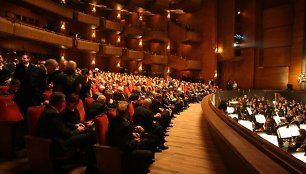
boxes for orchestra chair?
[77,99,86,122]
[94,114,122,174]
[0,99,23,158]
[0,95,14,105]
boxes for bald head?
[45,59,58,74]
[66,60,77,71]
[143,98,152,108]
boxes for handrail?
[201,94,306,173]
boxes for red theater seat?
[94,114,122,174]
[84,97,94,110]
[0,86,9,93]
[0,101,23,122]
[27,105,45,135]
[128,102,135,122]
[77,99,86,122]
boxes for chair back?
[27,105,45,135]
[77,99,86,122]
[128,102,135,122]
[95,114,109,145]
[0,100,23,122]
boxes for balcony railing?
[75,12,100,28]
[144,29,168,43]
[123,24,143,38]
[169,56,201,70]
[100,44,123,57]
[122,49,144,61]
[14,22,73,48]
[75,39,99,53]
[171,0,203,12]
[0,17,14,36]
[144,53,168,65]
[129,0,146,7]
[169,22,202,44]
[101,19,123,32]
[22,0,73,19]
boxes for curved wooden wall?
[201,94,306,173]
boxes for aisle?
[149,103,228,174]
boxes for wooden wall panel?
[263,47,291,66]
[263,26,292,48]
[254,67,289,89]
[263,4,293,29]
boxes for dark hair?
[66,93,79,104]
[116,101,129,117]
[49,92,65,107]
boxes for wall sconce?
[214,71,218,78]
[138,63,143,72]
[298,72,306,83]
[61,0,66,5]
[92,6,96,14]
[91,30,96,38]
[116,61,121,68]
[60,21,66,31]
[117,11,121,20]
[139,14,143,22]
[237,11,241,15]
[166,67,171,74]
[214,47,223,53]
[139,39,143,47]
[117,36,121,44]
[61,55,65,60]
[167,11,171,20]
[167,42,170,51]
[91,59,96,65]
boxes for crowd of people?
[223,95,306,153]
[0,53,217,173]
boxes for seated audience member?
[86,94,108,120]
[133,98,168,151]
[0,79,20,95]
[61,93,93,131]
[36,92,97,173]
[108,101,154,174]
[79,68,92,101]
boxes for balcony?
[123,24,143,38]
[75,39,99,53]
[14,22,73,48]
[144,53,168,65]
[100,44,123,57]
[187,59,202,70]
[0,17,14,36]
[75,12,100,28]
[169,56,201,70]
[169,22,202,44]
[144,29,168,43]
[129,0,146,7]
[122,49,144,61]
[147,0,170,13]
[171,0,203,12]
[22,0,73,19]
[100,19,123,32]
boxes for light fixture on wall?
[139,39,143,47]
[91,59,96,65]
[214,47,223,54]
[92,6,96,14]
[61,55,65,60]
[61,0,66,5]
[167,11,170,20]
[117,36,121,44]
[117,10,121,20]
[298,72,306,83]
[60,21,66,31]
[117,61,121,68]
[167,42,170,51]
[139,13,143,22]
[91,30,96,38]
[138,63,143,72]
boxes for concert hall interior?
[0,0,306,174]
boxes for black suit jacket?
[13,63,35,82]
[133,106,154,133]
[36,105,77,153]
[86,101,108,120]
[108,116,138,152]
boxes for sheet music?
[228,114,238,119]
[255,114,266,124]
[257,132,279,147]
[226,107,235,114]
[238,120,253,131]
[299,124,306,131]
[277,124,300,138]
[246,107,252,115]
[273,116,281,125]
